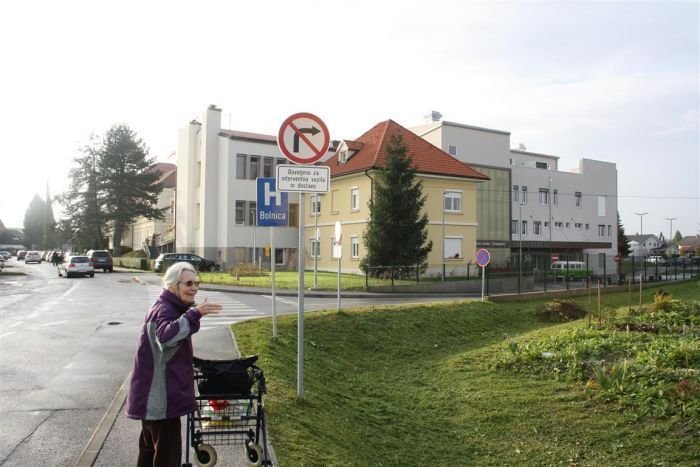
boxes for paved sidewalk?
[81,324,277,466]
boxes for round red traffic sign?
[614,255,621,263]
[551,255,560,261]
[476,248,491,267]
[277,112,330,164]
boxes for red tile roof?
[325,120,489,180]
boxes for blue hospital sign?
[256,178,289,227]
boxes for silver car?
[58,255,95,278]
[24,251,43,264]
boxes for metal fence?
[362,254,698,294]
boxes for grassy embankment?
[232,280,699,465]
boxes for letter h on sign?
[257,177,289,227]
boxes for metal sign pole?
[481,265,486,302]
[297,193,305,399]
[337,253,341,311]
[271,227,277,339]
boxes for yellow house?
[305,120,488,276]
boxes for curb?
[74,373,131,467]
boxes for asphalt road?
[0,259,461,466]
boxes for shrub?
[534,299,587,322]
[230,263,267,277]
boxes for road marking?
[0,332,16,339]
[9,321,23,328]
[39,320,68,327]
[261,295,298,306]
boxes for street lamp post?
[665,217,677,245]
[634,212,649,258]
[634,212,648,236]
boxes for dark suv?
[87,249,113,272]
[154,253,219,273]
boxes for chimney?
[424,111,443,123]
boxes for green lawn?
[232,280,699,465]
[200,270,371,290]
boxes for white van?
[549,261,590,281]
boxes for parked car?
[86,249,113,272]
[548,261,591,281]
[153,253,220,273]
[24,251,43,264]
[0,251,11,260]
[58,255,95,278]
[646,255,666,264]
[17,250,27,261]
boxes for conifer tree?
[99,124,163,255]
[23,194,47,249]
[361,134,432,275]
[617,212,630,257]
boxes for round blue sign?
[476,248,491,267]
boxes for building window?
[288,203,298,227]
[310,239,320,258]
[607,225,612,237]
[448,145,457,156]
[444,191,462,212]
[521,186,528,204]
[235,201,245,225]
[535,161,548,169]
[512,185,519,203]
[533,221,541,236]
[575,223,582,229]
[597,195,606,216]
[250,156,259,180]
[585,223,590,230]
[521,220,527,236]
[544,221,549,228]
[553,189,558,205]
[598,225,605,237]
[311,195,321,215]
[444,237,462,258]
[275,248,284,265]
[511,220,518,235]
[263,157,273,177]
[565,222,570,229]
[247,201,257,226]
[331,189,338,213]
[351,236,359,258]
[575,191,582,208]
[236,154,247,179]
[351,187,359,211]
[555,221,563,229]
[539,188,549,205]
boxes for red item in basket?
[208,399,230,411]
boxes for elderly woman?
[125,261,222,467]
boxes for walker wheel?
[194,443,217,467]
[245,441,262,466]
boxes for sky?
[1,0,698,240]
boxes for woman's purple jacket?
[125,289,202,420]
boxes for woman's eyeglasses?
[178,280,201,287]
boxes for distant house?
[116,162,177,255]
[678,235,700,256]
[627,234,664,257]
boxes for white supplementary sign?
[276,165,330,193]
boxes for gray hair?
[162,261,197,288]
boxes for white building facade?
[412,117,618,276]
[176,105,300,270]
